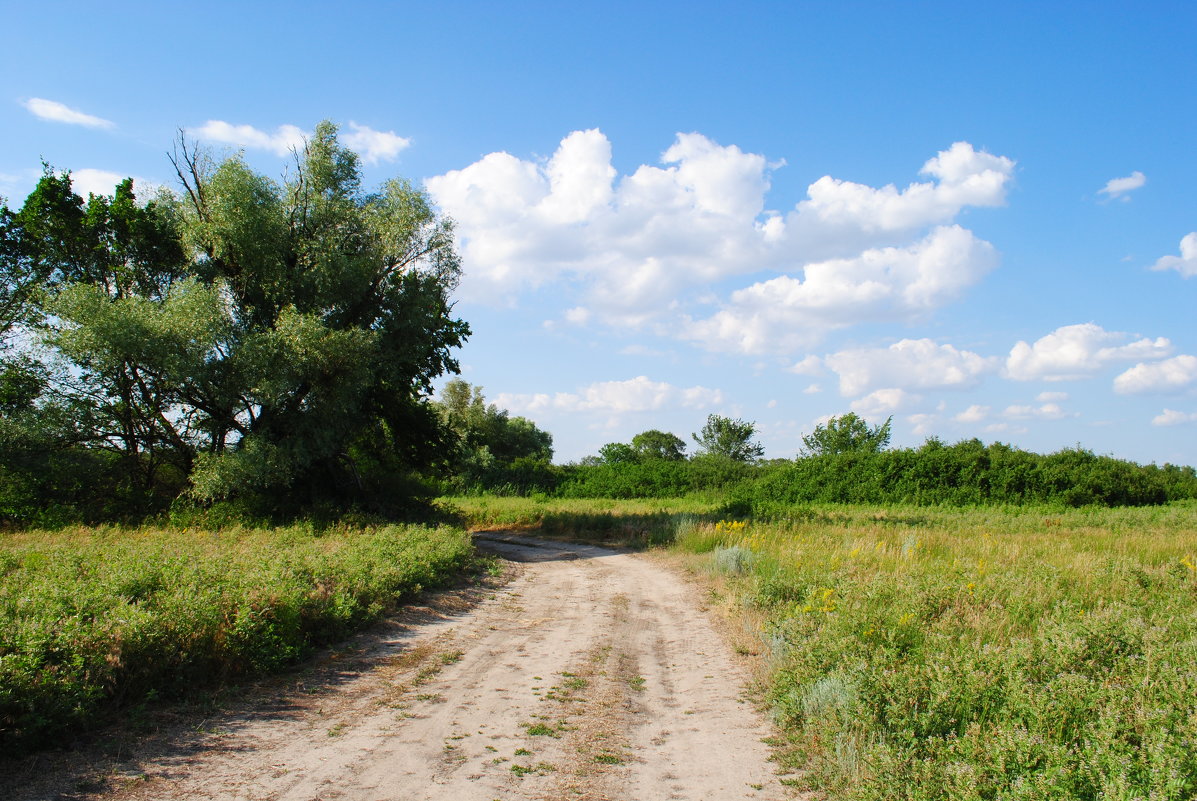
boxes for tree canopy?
[692,414,764,462]
[800,412,892,456]
[1,122,470,519]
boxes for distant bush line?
[445,440,1197,509]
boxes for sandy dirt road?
[7,533,793,801]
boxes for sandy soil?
[4,533,794,801]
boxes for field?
[0,522,474,753]
[453,496,1197,800]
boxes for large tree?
[21,122,469,509]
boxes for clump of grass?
[0,522,473,753]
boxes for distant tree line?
[441,409,1197,509]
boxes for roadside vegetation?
[451,496,1197,800]
[0,521,473,753]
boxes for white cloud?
[1113,354,1197,394]
[1002,403,1071,421]
[193,120,308,156]
[1098,170,1146,200]
[1005,323,1172,381]
[850,388,921,417]
[908,413,939,436]
[1151,233,1197,278]
[683,225,998,353]
[954,404,990,423]
[824,338,994,396]
[564,306,591,325]
[1036,391,1069,402]
[803,383,822,395]
[69,169,147,199]
[494,376,723,416]
[23,98,114,129]
[192,119,412,164]
[427,132,1013,350]
[788,355,824,375]
[1152,409,1197,426]
[341,122,411,164]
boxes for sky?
[3,1,1195,465]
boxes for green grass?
[0,521,473,753]
[448,495,1197,800]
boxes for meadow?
[453,496,1197,801]
[0,522,473,753]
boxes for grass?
[0,521,474,753]
[448,495,1197,800]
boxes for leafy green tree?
[800,412,892,456]
[597,441,640,465]
[631,429,687,461]
[13,123,469,512]
[433,379,553,488]
[692,414,764,462]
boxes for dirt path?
[8,533,793,801]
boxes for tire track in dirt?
[9,533,792,801]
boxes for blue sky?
[4,1,1195,465]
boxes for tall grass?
[0,522,473,753]
[678,502,1197,800]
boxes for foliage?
[556,453,759,499]
[431,379,553,493]
[801,412,891,456]
[692,414,765,462]
[1,123,469,519]
[726,439,1191,511]
[630,429,687,461]
[0,522,473,752]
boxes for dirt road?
[10,533,793,801]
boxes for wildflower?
[1181,555,1196,574]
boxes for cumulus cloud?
[1113,354,1197,394]
[1002,403,1071,421]
[1152,409,1197,426]
[192,120,308,156]
[908,413,939,436]
[193,120,410,163]
[494,376,723,416]
[682,226,998,353]
[340,122,411,164]
[788,355,824,375]
[1036,391,1069,402]
[850,388,921,417]
[1098,171,1146,200]
[66,169,126,199]
[1151,233,1197,278]
[954,404,990,423]
[63,169,161,200]
[23,98,114,129]
[427,131,1013,350]
[1005,323,1172,381]
[823,338,994,397]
